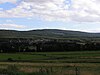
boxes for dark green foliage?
[7,58,14,62]
[0,38,100,52]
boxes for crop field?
[0,51,100,75]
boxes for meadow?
[0,63,100,75]
[0,51,99,75]
[0,51,100,63]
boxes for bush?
[7,58,14,62]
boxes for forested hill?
[0,29,100,38]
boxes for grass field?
[0,51,100,75]
[0,51,100,63]
[0,62,100,75]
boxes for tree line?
[0,38,100,52]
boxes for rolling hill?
[0,29,100,39]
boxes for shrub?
[7,58,14,62]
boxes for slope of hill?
[0,29,100,39]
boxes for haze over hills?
[0,29,100,39]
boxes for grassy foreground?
[0,63,100,75]
[0,51,99,75]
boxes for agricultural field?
[0,51,99,75]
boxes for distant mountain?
[0,29,100,39]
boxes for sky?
[0,0,100,32]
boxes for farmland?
[0,51,100,75]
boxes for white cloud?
[0,0,70,21]
[0,0,100,22]
[70,0,100,22]
[0,0,17,4]
[0,24,26,29]
[6,20,13,23]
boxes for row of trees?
[0,38,100,52]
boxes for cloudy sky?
[0,0,100,32]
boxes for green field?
[0,51,100,75]
[0,51,100,63]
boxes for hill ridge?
[0,29,100,38]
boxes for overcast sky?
[0,0,100,32]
